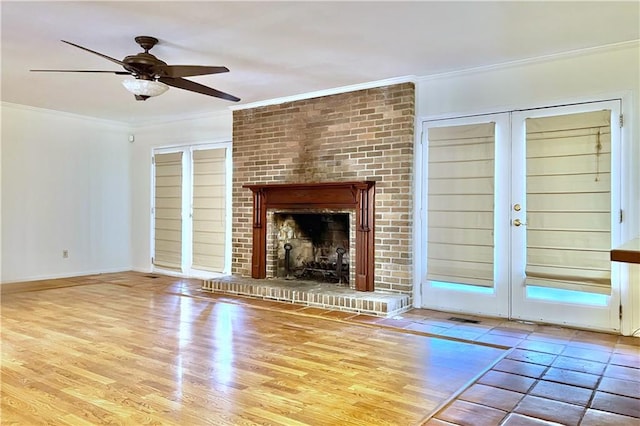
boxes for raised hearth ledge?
[202,276,411,318]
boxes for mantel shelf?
[611,238,640,264]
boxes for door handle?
[513,218,526,227]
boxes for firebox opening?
[274,212,350,284]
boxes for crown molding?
[230,76,417,111]
[417,40,640,83]
[1,101,128,128]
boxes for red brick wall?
[232,82,415,295]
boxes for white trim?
[231,76,417,111]
[1,101,128,128]
[0,267,132,284]
[509,100,622,333]
[417,113,512,318]
[416,95,633,333]
[129,109,233,129]
[411,114,424,308]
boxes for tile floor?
[198,289,639,426]
[371,309,640,426]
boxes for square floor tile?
[478,370,536,393]
[501,413,567,425]
[567,340,617,353]
[507,348,557,366]
[535,325,577,339]
[405,322,450,335]
[573,329,619,341]
[597,376,640,398]
[603,364,640,383]
[475,334,524,348]
[493,358,548,378]
[514,395,585,426]
[423,417,458,425]
[458,383,524,412]
[609,352,640,369]
[529,380,594,406]
[560,345,611,364]
[436,400,507,426]
[614,344,640,357]
[551,355,606,375]
[487,327,530,339]
[580,408,640,426]
[591,391,640,418]
[497,321,538,333]
[518,339,566,355]
[541,367,600,389]
[441,328,487,341]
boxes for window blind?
[427,122,495,287]
[153,152,183,271]
[525,110,611,294]
[192,148,227,272]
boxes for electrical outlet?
[62,250,69,258]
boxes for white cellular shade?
[427,123,496,287]
[154,152,183,271]
[192,148,227,272]
[525,110,612,294]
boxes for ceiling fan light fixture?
[122,78,169,98]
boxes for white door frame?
[151,141,233,279]
[509,100,622,332]
[416,99,625,332]
[417,112,511,318]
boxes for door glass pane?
[427,122,496,288]
[154,152,183,271]
[525,110,611,294]
[192,148,227,272]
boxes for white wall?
[415,41,640,335]
[129,111,232,272]
[1,104,132,282]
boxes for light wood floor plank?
[1,272,505,425]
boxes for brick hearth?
[202,276,411,317]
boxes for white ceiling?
[2,1,638,125]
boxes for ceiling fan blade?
[158,77,240,102]
[31,69,130,74]
[61,40,127,67]
[163,65,229,78]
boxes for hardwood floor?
[1,272,505,425]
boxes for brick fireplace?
[204,82,415,314]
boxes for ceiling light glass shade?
[122,79,169,97]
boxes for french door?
[152,143,232,277]
[420,100,622,332]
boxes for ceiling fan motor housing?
[123,37,167,78]
[123,53,167,78]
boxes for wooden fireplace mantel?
[243,181,376,291]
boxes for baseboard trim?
[1,268,132,294]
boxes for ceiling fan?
[31,36,240,102]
